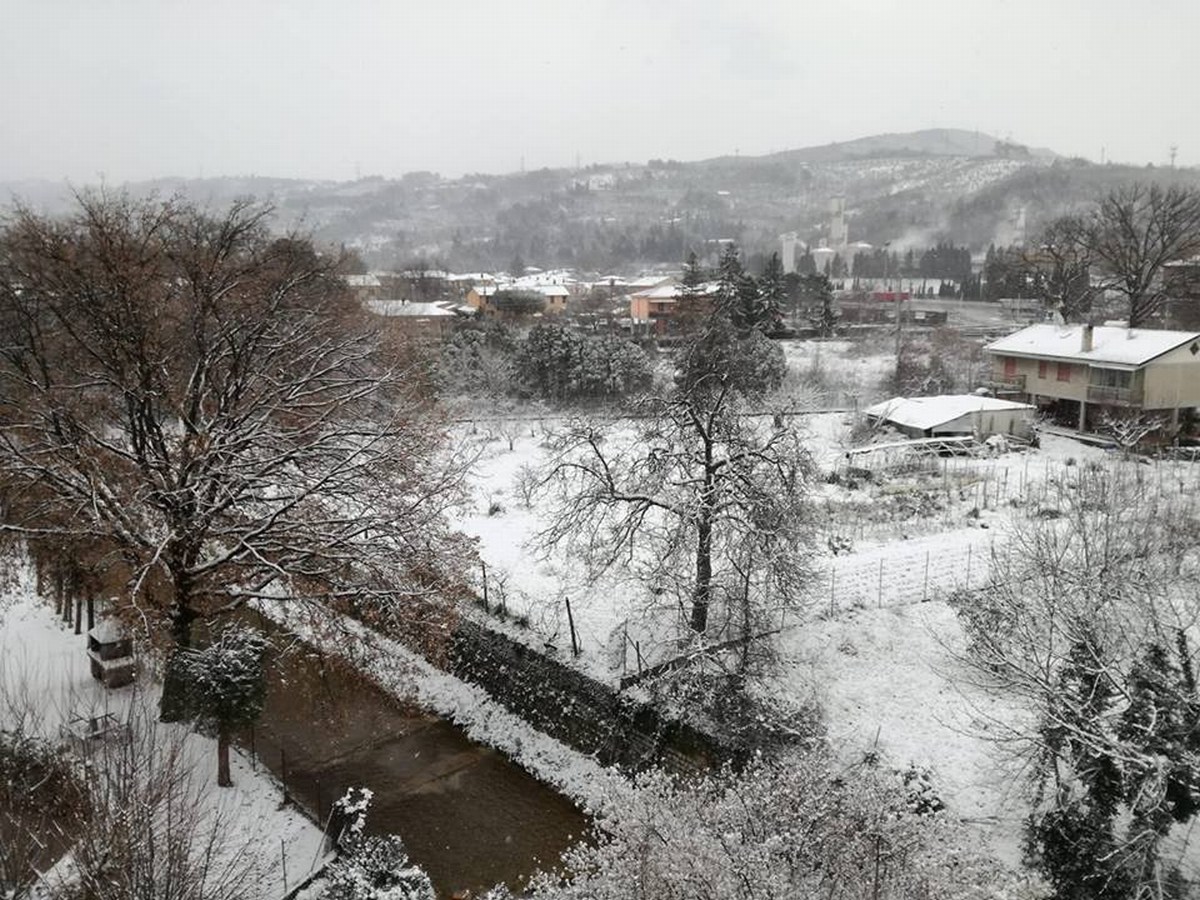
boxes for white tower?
[780,232,803,274]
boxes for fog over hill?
[4,129,1198,274]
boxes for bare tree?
[534,378,814,670]
[1024,215,1096,323]
[0,662,282,900]
[1085,184,1200,327]
[1099,409,1166,455]
[0,193,472,717]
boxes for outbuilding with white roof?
[864,395,1035,440]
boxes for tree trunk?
[159,600,197,722]
[74,595,83,635]
[691,510,713,633]
[217,721,232,787]
[86,595,95,632]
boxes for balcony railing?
[983,373,1026,393]
[1087,385,1144,406]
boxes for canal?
[241,621,590,898]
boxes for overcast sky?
[3,0,1197,184]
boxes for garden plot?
[818,527,1001,614]
[454,398,1200,685]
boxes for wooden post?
[281,839,289,895]
[877,558,884,607]
[622,622,628,678]
[565,596,579,657]
[481,560,489,613]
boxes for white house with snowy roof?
[984,323,1200,433]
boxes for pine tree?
[1027,634,1128,900]
[715,243,751,330]
[175,625,269,787]
[757,253,787,334]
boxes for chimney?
[1081,323,1094,352]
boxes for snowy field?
[0,553,330,899]
[447,334,1200,870]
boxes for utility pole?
[885,241,903,373]
[1170,145,1178,169]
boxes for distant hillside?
[4,130,1197,274]
[711,128,1058,167]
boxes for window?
[1057,362,1071,382]
[1003,357,1017,380]
[1090,368,1131,388]
[1038,360,1048,379]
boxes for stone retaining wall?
[449,619,744,775]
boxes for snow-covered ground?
[446,336,1200,873]
[0,553,331,900]
[779,600,1034,866]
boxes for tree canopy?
[0,193,471,714]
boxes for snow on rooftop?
[864,395,1034,432]
[88,618,127,643]
[367,299,456,317]
[344,273,381,287]
[986,324,1200,368]
[635,281,719,300]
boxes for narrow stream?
[240,623,589,898]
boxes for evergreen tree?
[676,250,709,332]
[801,275,838,338]
[715,243,758,332]
[175,625,269,788]
[756,252,787,334]
[1027,634,1128,900]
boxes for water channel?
[241,622,590,898]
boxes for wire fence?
[819,532,999,615]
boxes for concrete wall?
[1143,343,1200,408]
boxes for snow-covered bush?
[321,835,434,900]
[519,751,1024,900]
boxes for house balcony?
[1086,385,1144,407]
[982,373,1026,395]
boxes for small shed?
[864,395,1036,441]
[87,619,135,688]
